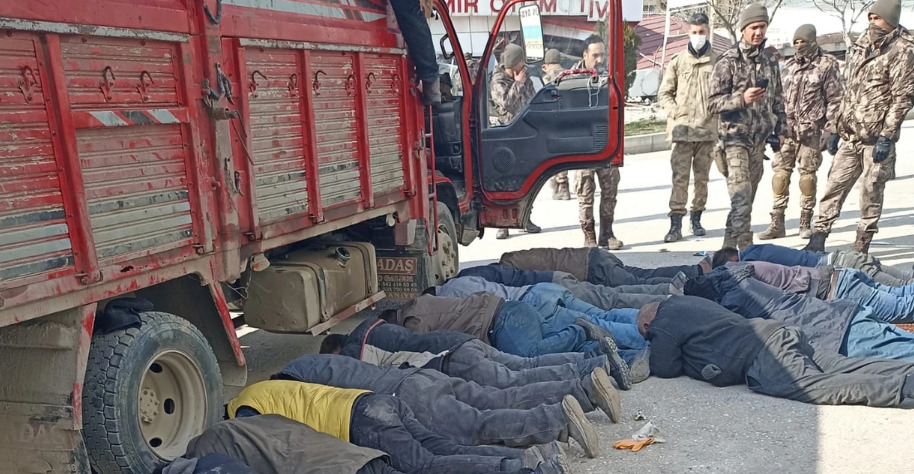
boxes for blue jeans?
[521,284,647,363]
[740,244,826,268]
[490,300,597,358]
[842,307,914,362]
[834,269,914,323]
[389,0,439,82]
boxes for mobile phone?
[755,78,769,89]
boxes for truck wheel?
[434,204,459,283]
[82,312,223,473]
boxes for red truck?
[0,0,625,471]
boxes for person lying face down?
[226,381,566,474]
[384,290,634,389]
[273,354,605,457]
[637,296,914,408]
[500,247,709,287]
[733,244,914,286]
[683,264,914,363]
[320,317,622,420]
[713,246,914,323]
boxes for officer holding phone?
[708,3,787,250]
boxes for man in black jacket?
[638,296,914,407]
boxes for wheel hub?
[139,388,160,423]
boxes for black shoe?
[664,215,683,243]
[598,336,632,391]
[525,221,542,234]
[690,210,707,236]
[574,317,612,341]
[803,232,827,252]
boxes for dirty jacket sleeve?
[882,42,914,141]
[657,54,679,113]
[646,328,683,379]
[707,55,745,114]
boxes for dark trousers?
[491,300,597,358]
[587,249,700,286]
[388,0,439,82]
[746,327,914,407]
[397,371,571,447]
[445,339,604,389]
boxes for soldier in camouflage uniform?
[574,35,623,249]
[757,24,843,241]
[708,3,788,251]
[657,13,718,243]
[489,43,542,239]
[805,0,914,254]
[543,49,572,201]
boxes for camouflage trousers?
[551,170,569,184]
[771,136,823,211]
[814,140,896,234]
[669,141,714,216]
[576,166,620,223]
[724,143,766,248]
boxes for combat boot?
[804,232,828,252]
[798,209,813,239]
[690,210,706,236]
[581,220,598,247]
[722,229,738,249]
[554,182,571,200]
[736,233,754,251]
[664,215,683,243]
[757,210,786,240]
[852,229,873,254]
[598,221,623,250]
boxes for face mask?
[795,43,811,57]
[869,23,889,42]
[690,34,708,51]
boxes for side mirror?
[519,5,544,63]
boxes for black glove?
[766,134,782,153]
[873,136,893,163]
[826,134,840,156]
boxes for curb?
[624,132,670,155]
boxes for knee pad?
[772,170,791,195]
[799,174,817,197]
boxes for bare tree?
[813,0,875,47]
[709,0,785,43]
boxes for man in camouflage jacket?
[806,0,914,254]
[708,3,788,251]
[757,24,843,241]
[657,12,718,243]
[490,43,540,239]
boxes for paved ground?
[231,123,914,473]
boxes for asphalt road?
[231,122,914,474]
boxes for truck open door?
[471,0,626,229]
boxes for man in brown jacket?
[805,0,914,254]
[758,24,843,241]
[657,12,718,242]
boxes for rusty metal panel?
[363,53,406,196]
[244,48,309,225]
[77,125,194,263]
[0,34,75,283]
[309,51,362,207]
[59,36,180,108]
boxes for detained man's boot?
[555,182,571,200]
[757,210,786,240]
[798,209,814,239]
[420,78,441,105]
[690,210,707,236]
[804,232,827,252]
[664,215,683,243]
[581,220,598,247]
[852,229,873,254]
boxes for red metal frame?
[300,49,326,224]
[354,53,375,209]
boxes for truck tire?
[82,312,223,473]
[434,204,459,283]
